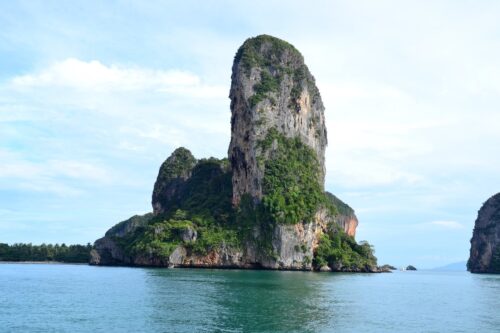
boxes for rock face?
[104,213,153,238]
[91,35,377,272]
[468,193,500,274]
[152,148,197,215]
[229,35,327,206]
[326,192,358,237]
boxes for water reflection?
[142,269,500,333]
[144,269,334,333]
[1,265,499,332]
[210,270,331,332]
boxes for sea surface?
[0,264,498,333]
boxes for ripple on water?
[0,264,498,333]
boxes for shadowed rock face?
[468,193,500,274]
[152,148,197,215]
[228,35,327,206]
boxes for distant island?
[0,243,91,263]
[90,35,383,272]
[432,261,467,271]
[468,192,500,274]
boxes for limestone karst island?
[90,35,380,272]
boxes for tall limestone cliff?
[229,35,327,206]
[90,35,377,272]
[468,193,500,274]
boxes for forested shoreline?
[0,243,92,263]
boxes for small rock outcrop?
[468,193,500,274]
[380,264,397,271]
[406,265,417,271]
[90,35,378,272]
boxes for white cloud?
[18,180,83,197]
[119,124,188,146]
[1,58,231,161]
[429,220,465,230]
[416,220,465,231]
[0,59,233,202]
[49,160,111,183]
[0,149,113,195]
[0,156,110,183]
[322,81,414,102]
[327,155,423,188]
[10,58,226,98]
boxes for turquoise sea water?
[0,264,498,333]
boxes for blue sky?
[1,1,499,268]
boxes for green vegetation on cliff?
[254,127,376,267]
[235,193,278,259]
[234,34,303,74]
[258,128,337,224]
[106,213,154,237]
[249,70,280,108]
[235,35,318,110]
[119,210,241,259]
[125,215,193,258]
[156,147,197,181]
[324,192,354,217]
[114,157,241,259]
[172,157,232,221]
[313,227,377,271]
[104,140,375,269]
[258,128,325,223]
[152,147,197,207]
[0,243,92,263]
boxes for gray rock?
[319,265,331,272]
[90,237,130,265]
[380,264,397,271]
[180,227,197,242]
[152,147,197,215]
[468,193,500,273]
[105,213,153,238]
[168,246,187,266]
[229,35,327,206]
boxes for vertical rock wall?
[228,35,327,206]
[468,193,500,273]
